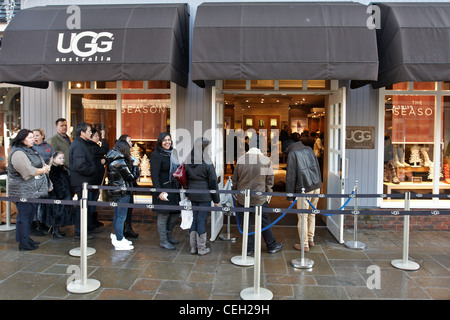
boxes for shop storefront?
[0,3,189,151]
[0,0,448,235]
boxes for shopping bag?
[179,198,193,230]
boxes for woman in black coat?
[87,128,109,227]
[44,151,74,238]
[185,138,220,255]
[150,132,181,250]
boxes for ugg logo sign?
[346,126,375,149]
[57,32,114,57]
[55,5,114,61]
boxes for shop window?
[250,80,274,90]
[96,81,117,89]
[70,94,117,148]
[0,87,21,171]
[307,80,330,90]
[122,81,144,89]
[121,93,170,157]
[279,80,303,90]
[147,81,171,89]
[223,80,246,90]
[413,82,436,91]
[442,82,450,91]
[382,83,450,202]
[386,82,408,91]
[69,81,91,89]
[442,96,450,193]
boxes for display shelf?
[384,181,450,195]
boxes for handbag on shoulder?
[173,164,188,188]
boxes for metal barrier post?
[219,211,237,242]
[345,181,366,250]
[67,183,100,293]
[391,192,420,271]
[231,189,254,266]
[291,189,314,269]
[240,205,273,300]
[69,183,96,257]
[0,175,15,231]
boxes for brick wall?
[97,208,449,231]
[344,214,449,231]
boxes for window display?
[68,81,172,184]
[383,82,450,201]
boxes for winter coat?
[185,161,220,203]
[43,165,74,226]
[105,148,137,197]
[285,141,322,200]
[150,149,180,212]
[33,142,54,165]
[69,137,97,187]
[48,133,72,170]
[232,148,274,206]
[8,146,49,199]
[86,139,109,185]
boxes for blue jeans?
[113,194,130,241]
[190,201,210,235]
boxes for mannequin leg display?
[421,146,433,167]
[388,162,400,184]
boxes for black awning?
[191,2,378,85]
[371,2,450,89]
[0,4,189,87]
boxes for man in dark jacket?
[232,147,282,255]
[69,122,100,238]
[285,141,322,252]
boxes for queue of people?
[7,119,323,257]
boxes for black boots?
[19,238,39,251]
[124,222,138,239]
[52,226,66,238]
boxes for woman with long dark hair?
[150,132,181,250]
[8,129,51,250]
[185,138,220,255]
[106,139,138,251]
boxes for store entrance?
[221,92,327,226]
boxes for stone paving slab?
[0,221,449,301]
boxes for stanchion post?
[391,192,420,271]
[69,184,96,257]
[0,174,15,231]
[231,189,255,266]
[345,181,366,250]
[67,182,101,293]
[291,189,314,269]
[219,210,237,242]
[240,205,273,300]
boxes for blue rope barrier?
[306,189,355,216]
[232,196,297,236]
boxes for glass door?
[326,87,347,243]
[209,87,225,241]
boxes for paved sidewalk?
[0,221,448,300]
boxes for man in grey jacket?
[232,147,282,255]
[285,141,322,252]
[48,118,72,170]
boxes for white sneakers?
[110,233,134,251]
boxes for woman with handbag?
[8,129,51,250]
[185,138,220,255]
[150,132,181,250]
[106,140,139,251]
